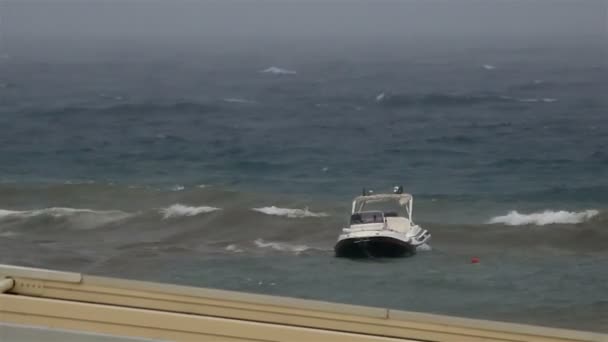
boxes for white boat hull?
[334,230,428,258]
[335,191,431,258]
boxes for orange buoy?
[471,257,480,264]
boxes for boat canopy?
[351,194,414,221]
[353,194,412,205]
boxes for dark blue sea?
[0,37,607,332]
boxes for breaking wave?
[252,206,328,218]
[375,92,558,108]
[0,231,18,238]
[260,66,297,75]
[0,207,134,230]
[225,244,244,253]
[376,92,510,107]
[0,207,131,220]
[160,204,221,219]
[28,101,218,117]
[253,238,312,254]
[1,184,606,255]
[416,243,432,252]
[222,98,256,104]
[518,98,558,103]
[487,210,600,226]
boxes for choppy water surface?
[0,37,606,332]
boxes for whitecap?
[169,185,185,191]
[160,204,220,219]
[252,206,328,218]
[375,92,386,102]
[416,243,432,252]
[63,180,95,185]
[0,209,21,218]
[518,97,557,103]
[0,231,18,238]
[225,244,244,253]
[519,98,540,103]
[260,66,297,75]
[0,207,134,229]
[0,207,130,219]
[223,97,255,104]
[487,209,599,226]
[482,64,496,70]
[254,238,311,254]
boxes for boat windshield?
[350,211,385,224]
[357,200,408,218]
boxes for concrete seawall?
[1,264,606,342]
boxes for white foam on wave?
[260,66,297,75]
[252,206,328,218]
[375,92,386,102]
[160,204,221,219]
[0,209,20,217]
[488,209,599,226]
[482,64,496,70]
[0,207,134,229]
[254,238,311,254]
[519,98,540,103]
[225,244,244,253]
[63,180,95,185]
[169,185,185,191]
[519,98,558,103]
[0,207,130,219]
[223,97,255,104]
[0,231,18,238]
[416,243,432,252]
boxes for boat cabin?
[350,211,385,225]
[351,194,414,221]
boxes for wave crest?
[0,207,133,230]
[252,206,328,218]
[160,204,221,219]
[488,210,599,226]
[375,92,557,108]
[0,207,130,219]
[225,244,244,253]
[416,243,432,252]
[253,239,311,254]
[260,66,297,75]
[222,98,255,104]
[30,101,217,118]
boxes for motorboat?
[334,186,431,258]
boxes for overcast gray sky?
[2,0,606,42]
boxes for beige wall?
[1,264,606,342]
